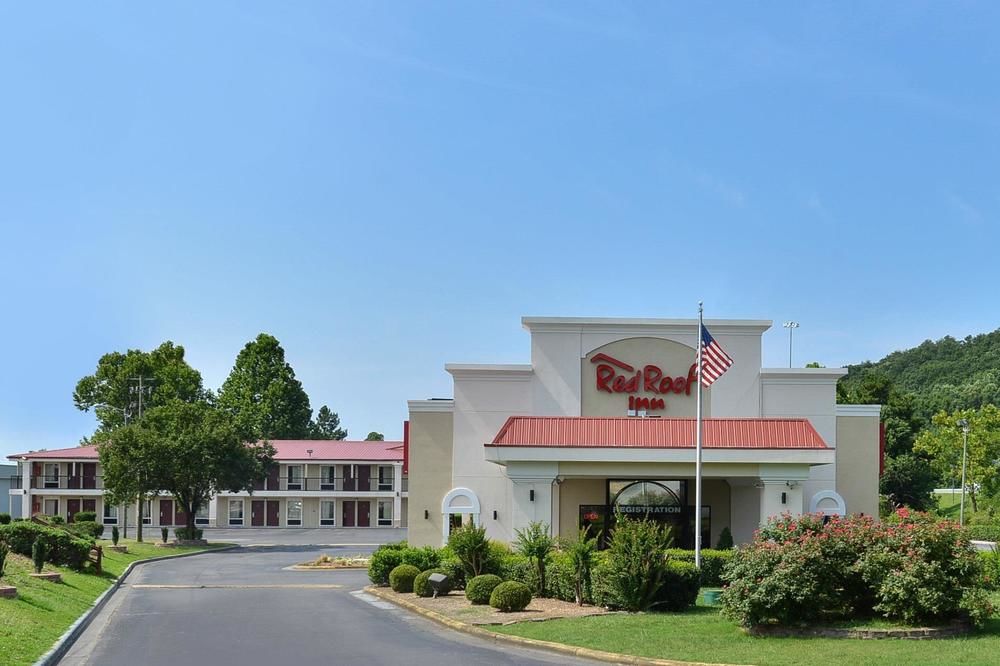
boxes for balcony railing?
[251,476,407,492]
[9,475,104,490]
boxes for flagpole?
[695,301,703,569]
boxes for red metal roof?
[8,440,404,462]
[488,417,829,449]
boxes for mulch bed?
[373,586,610,625]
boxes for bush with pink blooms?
[721,509,992,628]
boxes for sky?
[1,2,999,459]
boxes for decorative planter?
[0,585,16,599]
[108,545,129,553]
[29,572,62,583]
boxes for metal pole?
[695,302,704,569]
[788,326,793,368]
[960,427,969,526]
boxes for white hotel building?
[405,316,881,548]
[7,439,407,530]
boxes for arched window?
[612,480,682,509]
[441,487,481,544]
[808,490,847,517]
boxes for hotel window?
[320,500,336,526]
[377,500,393,526]
[228,499,244,526]
[43,463,60,488]
[320,465,336,491]
[103,503,119,525]
[377,466,394,491]
[287,500,303,526]
[43,498,59,516]
[195,502,210,525]
[286,465,303,491]
[142,500,152,525]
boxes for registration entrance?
[579,479,709,549]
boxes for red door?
[251,500,265,526]
[83,499,96,513]
[68,463,81,490]
[342,501,356,527]
[67,499,81,523]
[357,465,371,492]
[174,503,187,527]
[266,500,280,527]
[267,466,280,491]
[160,500,173,526]
[357,501,370,527]
[343,465,355,492]
[83,463,98,489]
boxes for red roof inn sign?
[591,353,698,412]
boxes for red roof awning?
[487,416,829,450]
[9,440,404,462]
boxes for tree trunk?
[186,500,196,532]
[575,577,583,606]
[135,497,143,543]
[538,561,546,598]
[970,488,978,514]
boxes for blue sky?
[1,2,998,458]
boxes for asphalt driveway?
[58,545,597,666]
[201,526,407,548]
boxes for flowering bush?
[721,510,992,628]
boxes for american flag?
[700,324,733,387]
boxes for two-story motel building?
[7,439,408,529]
[406,316,881,548]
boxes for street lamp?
[782,321,799,368]
[957,418,970,526]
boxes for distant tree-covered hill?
[839,329,1000,423]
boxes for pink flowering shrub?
[721,510,992,628]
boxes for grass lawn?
[493,591,1000,666]
[0,538,230,666]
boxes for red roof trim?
[487,416,830,450]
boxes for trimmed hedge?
[967,525,1000,543]
[74,511,97,523]
[70,520,105,540]
[660,560,701,611]
[0,513,11,525]
[175,527,203,540]
[0,521,93,570]
[389,564,421,593]
[489,580,532,612]
[466,574,503,604]
[369,547,405,585]
[414,569,453,597]
[981,549,1000,590]
[401,545,441,572]
[665,548,734,587]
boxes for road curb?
[35,544,240,666]
[364,586,737,666]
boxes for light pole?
[783,321,799,368]
[957,418,970,526]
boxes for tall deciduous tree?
[365,431,384,441]
[74,342,204,436]
[913,405,1000,512]
[879,453,937,511]
[114,400,275,533]
[216,333,313,440]
[310,406,347,440]
[99,425,163,542]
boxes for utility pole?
[957,418,970,526]
[783,321,799,368]
[127,376,155,542]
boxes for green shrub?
[377,540,408,551]
[665,549,734,587]
[439,556,466,590]
[659,560,700,611]
[400,545,441,572]
[0,521,92,569]
[466,574,503,604]
[70,521,105,540]
[389,564,421,593]
[716,527,734,550]
[514,521,554,597]
[114,526,121,546]
[0,513,11,525]
[74,511,97,523]
[175,527,203,541]
[981,548,1000,590]
[0,542,8,579]
[498,553,539,590]
[562,528,598,605]
[368,548,405,586]
[447,523,491,578]
[967,525,1000,542]
[600,516,674,612]
[413,569,452,597]
[160,527,168,543]
[32,538,47,574]
[489,580,532,612]
[50,515,65,525]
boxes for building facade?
[406,316,881,547]
[7,439,408,529]
[0,463,19,518]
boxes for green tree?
[216,333,313,440]
[99,425,162,542]
[913,405,1000,512]
[365,431,384,441]
[122,400,275,533]
[310,406,347,440]
[562,527,598,605]
[74,342,204,435]
[879,453,937,511]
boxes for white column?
[392,462,403,528]
[20,461,31,518]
